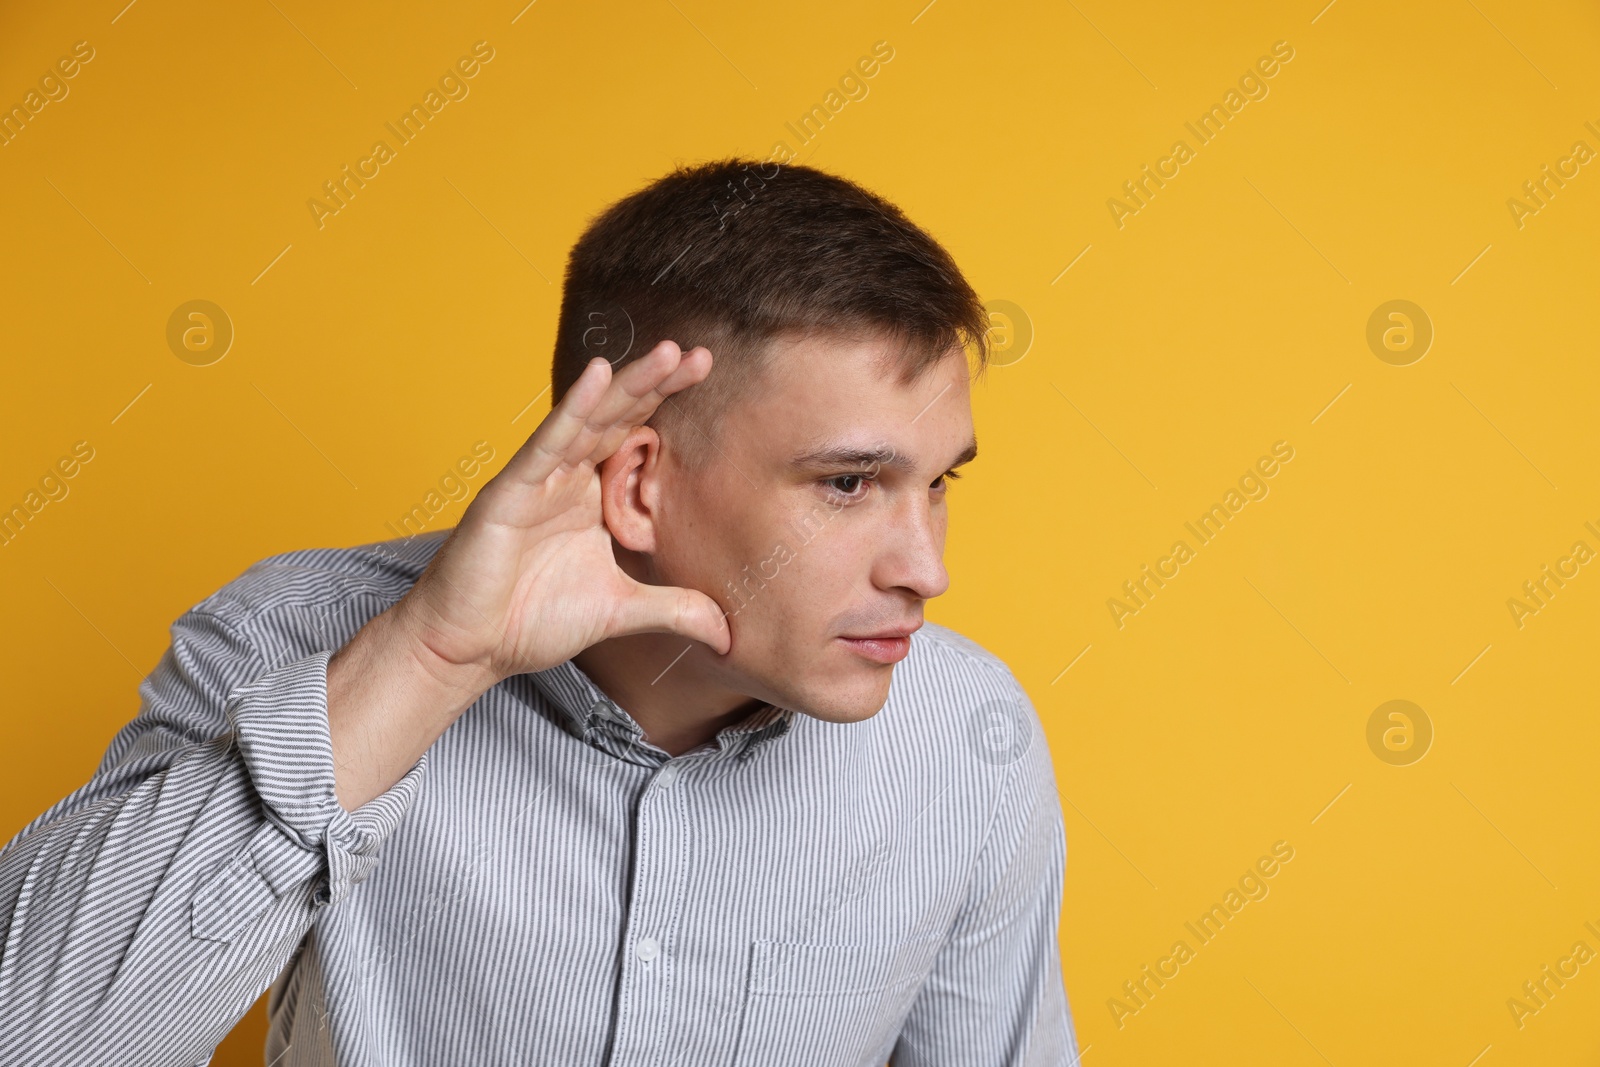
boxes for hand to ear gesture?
[394,340,728,683]
[327,340,725,809]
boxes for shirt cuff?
[225,648,426,907]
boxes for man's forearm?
[0,608,427,1065]
[326,605,500,811]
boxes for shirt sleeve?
[890,684,1080,1066]
[0,605,427,1067]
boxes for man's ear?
[597,425,662,554]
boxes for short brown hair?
[550,157,990,468]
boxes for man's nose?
[878,496,949,600]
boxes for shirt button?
[636,936,660,962]
[656,764,680,789]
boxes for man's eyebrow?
[789,437,979,474]
[946,438,979,470]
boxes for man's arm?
[891,687,1080,1066]
[0,606,425,1067]
[0,341,730,1063]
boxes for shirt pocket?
[730,933,945,1066]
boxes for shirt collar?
[526,657,794,766]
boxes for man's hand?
[326,340,725,809]
[396,339,728,680]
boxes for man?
[0,158,1077,1065]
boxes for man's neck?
[572,633,767,757]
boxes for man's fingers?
[497,340,711,492]
[612,583,731,657]
[586,341,709,436]
[498,354,615,488]
[585,345,712,465]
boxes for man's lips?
[837,622,921,664]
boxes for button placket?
[608,760,690,1063]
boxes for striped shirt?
[0,529,1078,1066]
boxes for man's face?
[651,332,977,723]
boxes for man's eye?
[824,474,869,498]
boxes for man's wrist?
[381,600,504,702]
[325,605,500,811]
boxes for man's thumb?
[613,583,732,655]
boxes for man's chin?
[783,675,894,725]
[797,702,888,725]
[714,640,897,724]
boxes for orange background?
[2,0,1598,1063]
